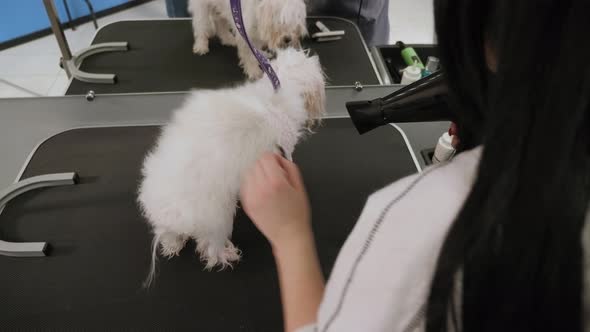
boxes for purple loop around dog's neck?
[230,0,281,90]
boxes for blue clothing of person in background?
[165,0,190,17]
[164,0,390,46]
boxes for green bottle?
[396,41,425,70]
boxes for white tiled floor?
[0,0,169,98]
[0,0,434,98]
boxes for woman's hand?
[240,152,312,249]
[241,153,324,332]
[449,122,460,148]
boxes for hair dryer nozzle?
[347,71,453,135]
[346,99,386,134]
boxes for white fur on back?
[143,99,263,229]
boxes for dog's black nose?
[283,36,292,45]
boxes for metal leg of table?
[0,173,78,257]
[44,0,128,85]
[62,0,76,31]
[84,0,99,29]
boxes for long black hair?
[426,0,590,331]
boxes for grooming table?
[0,87,431,330]
[65,17,381,95]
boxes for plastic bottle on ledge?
[432,132,456,163]
[422,56,441,78]
[397,41,425,69]
[401,65,422,85]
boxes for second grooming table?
[66,17,382,95]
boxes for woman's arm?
[273,231,325,332]
[240,153,325,332]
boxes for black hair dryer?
[346,70,453,134]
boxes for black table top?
[0,118,416,330]
[66,18,381,95]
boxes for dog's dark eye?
[283,36,292,45]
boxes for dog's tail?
[143,232,162,289]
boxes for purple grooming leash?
[230,0,281,90]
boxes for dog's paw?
[243,63,264,80]
[159,234,187,258]
[198,240,242,270]
[260,47,276,60]
[160,244,181,259]
[220,241,242,266]
[192,38,210,55]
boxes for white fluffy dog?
[138,48,325,286]
[188,0,308,79]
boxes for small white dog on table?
[138,46,326,286]
[188,0,308,79]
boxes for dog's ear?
[304,66,327,129]
[257,0,283,49]
[291,24,307,49]
[292,36,302,49]
[297,19,308,38]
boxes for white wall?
[388,0,435,44]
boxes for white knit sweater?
[298,146,590,332]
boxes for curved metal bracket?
[43,0,128,84]
[0,172,78,257]
[65,42,130,84]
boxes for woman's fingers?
[242,152,304,197]
[239,151,312,247]
[259,153,290,185]
[277,155,305,190]
[241,157,266,204]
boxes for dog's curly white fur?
[138,49,326,287]
[188,0,308,79]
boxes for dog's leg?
[215,19,236,47]
[236,38,263,80]
[158,230,188,258]
[219,239,242,267]
[194,210,241,270]
[190,5,214,54]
